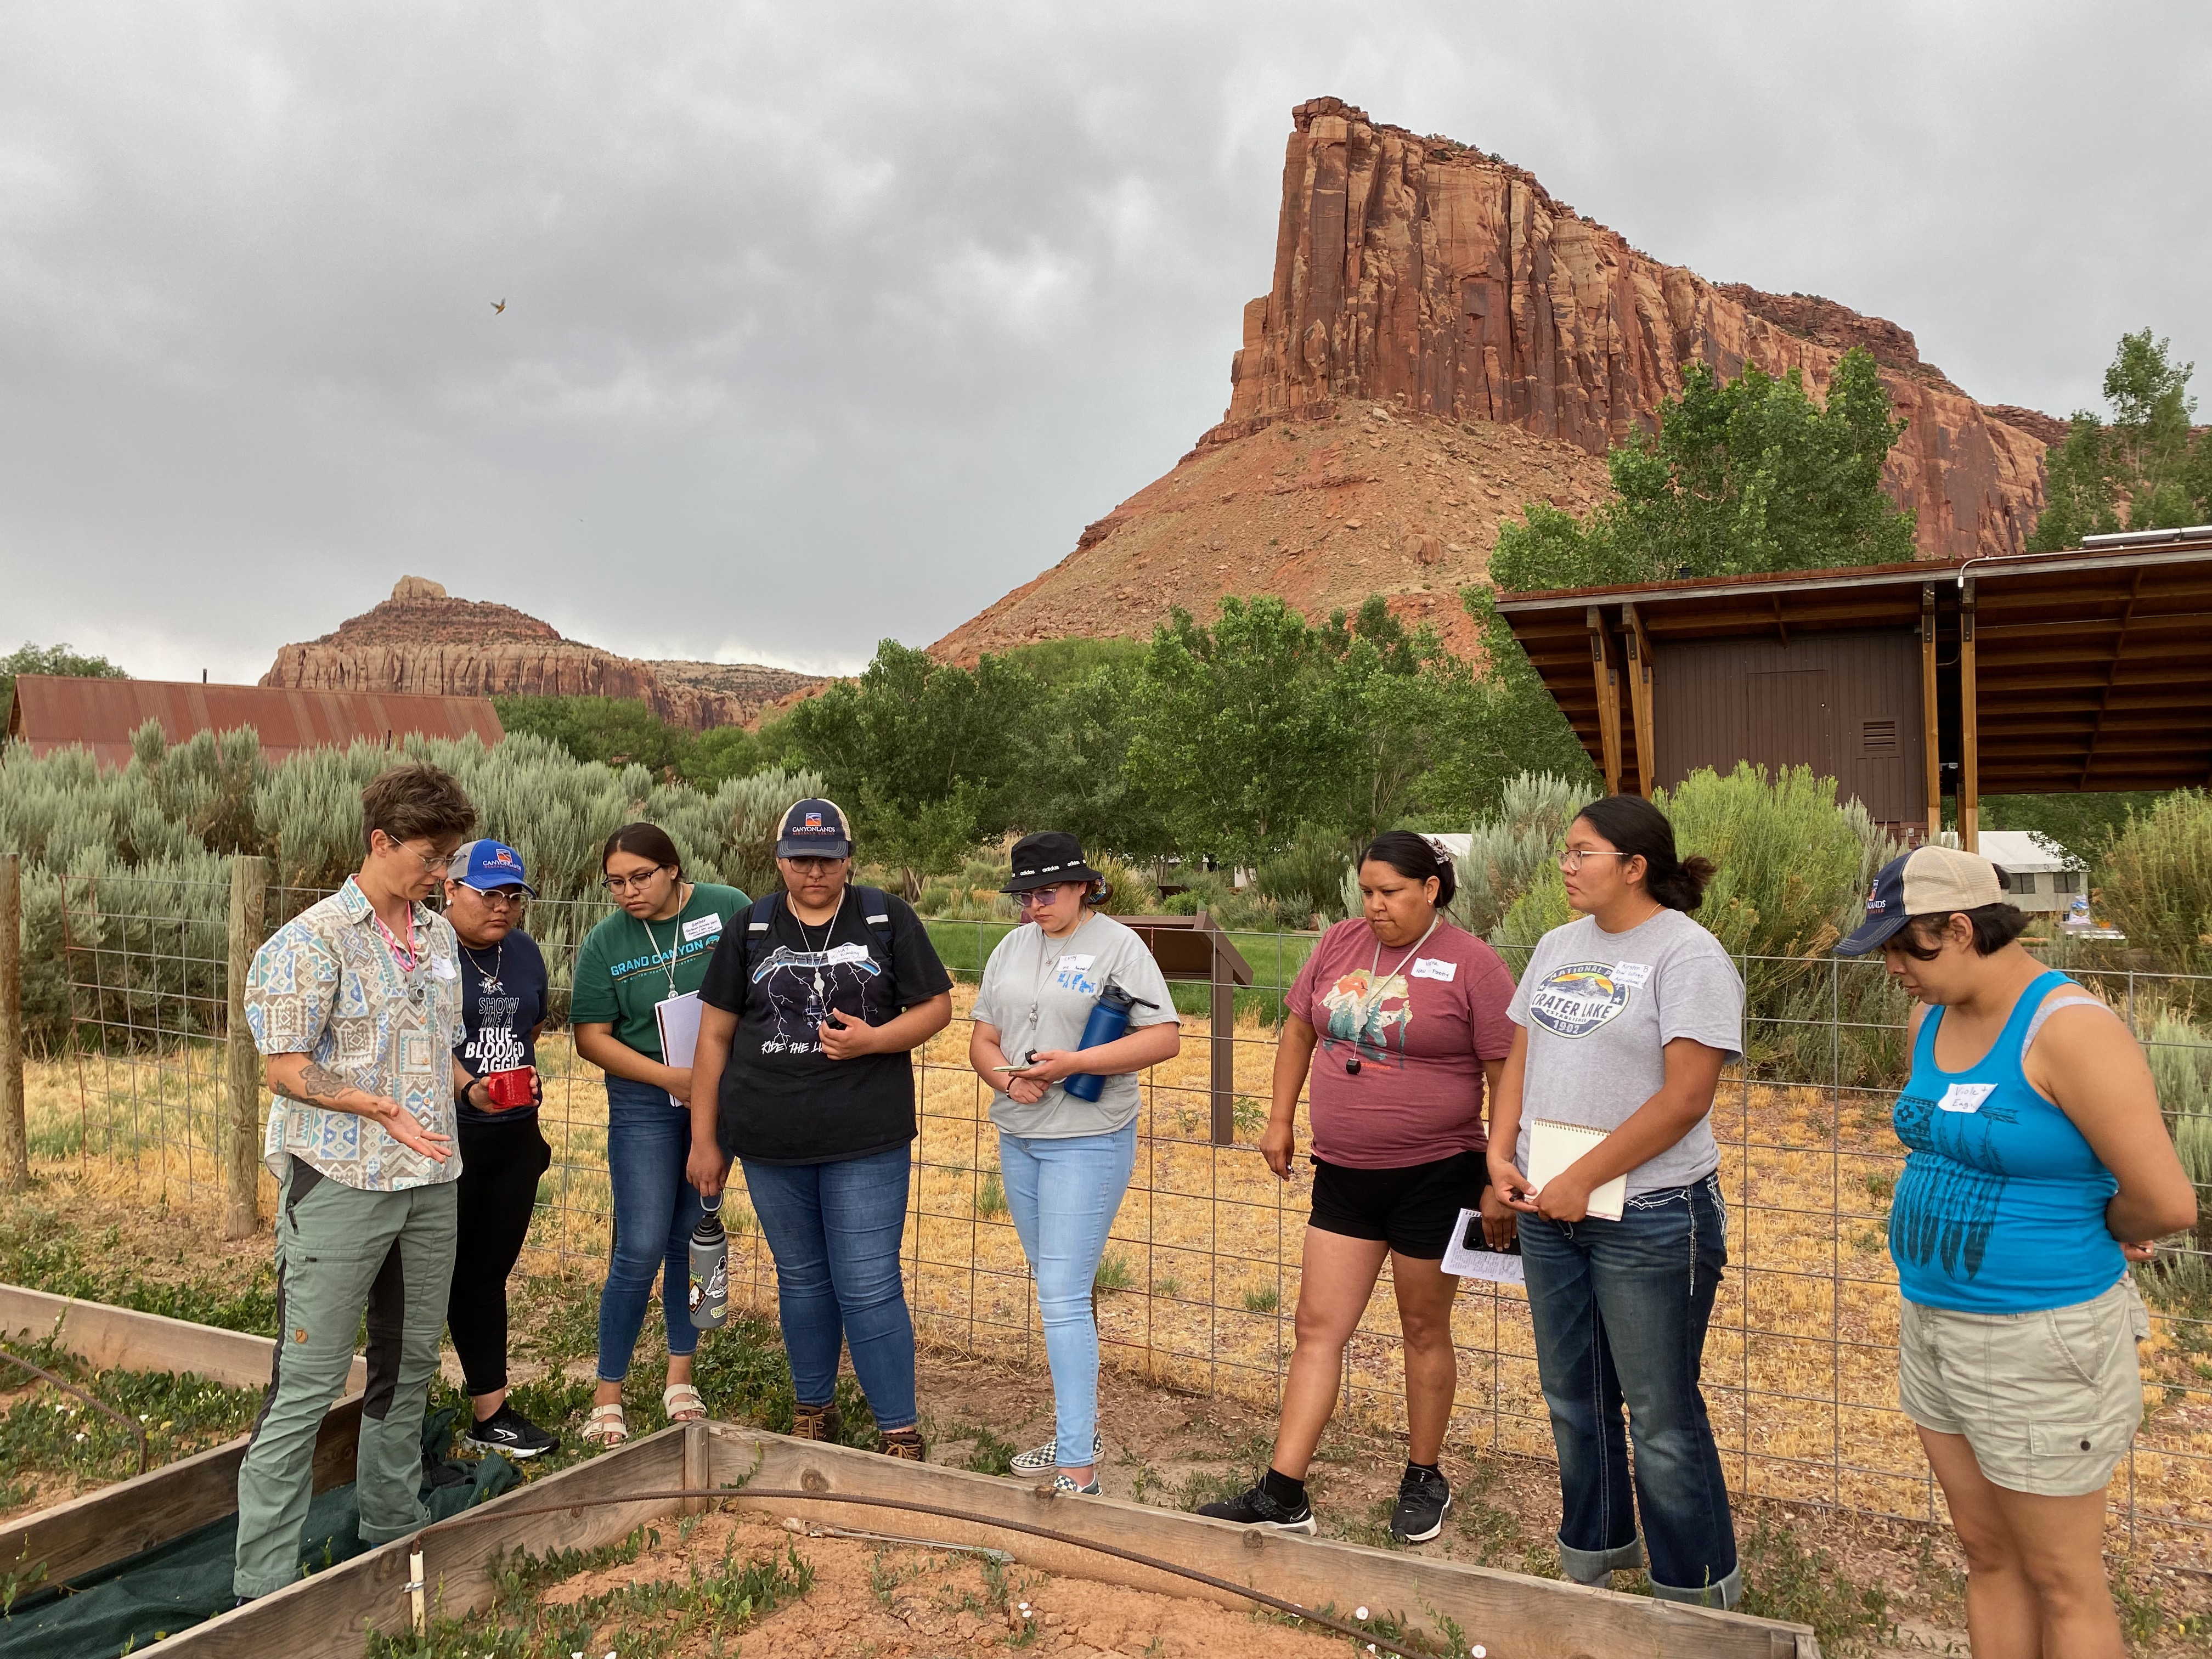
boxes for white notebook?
[1526,1120,1627,1221]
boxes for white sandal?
[662,1383,708,1423]
[583,1403,629,1446]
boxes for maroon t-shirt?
[1285,917,1517,1170]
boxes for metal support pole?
[1959,581,1980,853]
[225,855,270,1238]
[0,853,26,1192]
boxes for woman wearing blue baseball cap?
[441,840,558,1459]
[1837,845,2193,1658]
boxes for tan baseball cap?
[1835,845,2006,956]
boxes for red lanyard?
[373,907,418,973]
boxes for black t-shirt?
[452,929,548,1126]
[699,887,952,1166]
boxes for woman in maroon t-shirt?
[1197,832,1517,1544]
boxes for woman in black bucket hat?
[968,831,1181,1494]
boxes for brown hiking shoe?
[791,1401,842,1443]
[879,1427,926,1461]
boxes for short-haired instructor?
[1838,848,2194,1658]
[234,763,488,1602]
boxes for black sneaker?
[1389,1464,1452,1543]
[464,1403,559,1459]
[1195,1480,1316,1534]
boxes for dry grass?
[21,979,2212,1577]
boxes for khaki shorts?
[1898,1276,2149,1497]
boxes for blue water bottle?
[1062,979,1158,1102]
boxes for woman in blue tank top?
[1838,846,2193,1659]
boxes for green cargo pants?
[233,1159,459,1600]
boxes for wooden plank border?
[0,1282,369,1395]
[702,1426,1816,1659]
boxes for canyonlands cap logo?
[804,812,823,830]
[494,849,515,865]
[1527,962,1633,1039]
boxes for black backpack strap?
[737,892,782,991]
[853,886,900,1006]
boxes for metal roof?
[1494,534,2212,796]
[4,676,504,769]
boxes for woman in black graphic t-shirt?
[689,798,953,1458]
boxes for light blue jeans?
[998,1120,1138,1470]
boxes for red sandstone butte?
[1215,97,2051,562]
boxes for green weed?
[1739,1512,1894,1655]
[1241,1283,1280,1313]
[975,1172,1008,1220]
[1092,1253,1134,1294]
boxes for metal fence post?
[224,855,270,1238]
[0,853,25,1192]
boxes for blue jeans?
[742,1145,918,1431]
[1518,1173,1740,1608]
[998,1122,1137,1470]
[596,1075,707,1381]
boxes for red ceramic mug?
[483,1066,539,1110]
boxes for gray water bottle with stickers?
[687,1194,729,1330]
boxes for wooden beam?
[225,855,269,1239]
[0,1398,364,1589]
[1960,580,1980,853]
[702,1425,1819,1659]
[1587,606,1623,794]
[0,854,23,1193]
[1623,601,1657,797]
[0,1282,368,1395]
[161,1421,691,1657]
[1921,584,1941,841]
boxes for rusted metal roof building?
[1493,528,2212,850]
[4,676,504,769]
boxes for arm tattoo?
[298,1062,351,1103]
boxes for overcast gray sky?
[4,3,2207,682]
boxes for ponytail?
[1572,795,1712,913]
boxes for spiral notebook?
[1527,1120,1626,1221]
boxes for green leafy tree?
[2030,329,2209,549]
[1011,656,1173,862]
[1490,347,1915,591]
[1123,597,1351,868]
[2,641,128,732]
[784,640,1037,885]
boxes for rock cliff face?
[1215,97,2050,562]
[935,97,2061,664]
[261,579,820,729]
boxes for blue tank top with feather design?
[1890,968,2123,1314]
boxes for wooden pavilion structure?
[1492,528,2212,850]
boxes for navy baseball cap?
[447,839,537,896]
[775,797,854,859]
[1836,845,2004,957]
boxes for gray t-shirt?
[971,913,1179,1138]
[1506,906,1743,1197]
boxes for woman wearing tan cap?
[1837,845,2195,1658]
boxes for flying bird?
[490,298,506,314]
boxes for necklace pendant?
[812,972,826,998]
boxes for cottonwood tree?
[2031,330,2211,550]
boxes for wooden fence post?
[1,853,26,1193]
[224,856,270,1238]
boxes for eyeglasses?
[1557,848,1633,873]
[602,866,672,894]
[383,837,451,876]
[782,857,845,876]
[459,884,527,910]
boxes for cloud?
[1,1,2206,683]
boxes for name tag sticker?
[681,913,724,943]
[1939,1082,1996,1114]
[826,941,873,966]
[1056,954,1096,972]
[1410,957,1458,982]
[1611,962,1654,986]
[428,955,456,981]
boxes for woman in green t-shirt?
[571,822,749,1446]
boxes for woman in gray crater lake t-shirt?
[1486,794,1746,1610]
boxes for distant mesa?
[932,95,2061,665]
[260,577,822,730]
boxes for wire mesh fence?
[28,867,2212,1562]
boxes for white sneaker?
[1009,1430,1103,1475]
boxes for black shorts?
[1308,1148,1487,1259]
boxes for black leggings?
[447,1116,552,1397]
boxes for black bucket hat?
[1002,831,1105,894]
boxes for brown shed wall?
[1654,629,1925,823]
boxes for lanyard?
[1025,913,1094,1037]
[639,884,693,1001]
